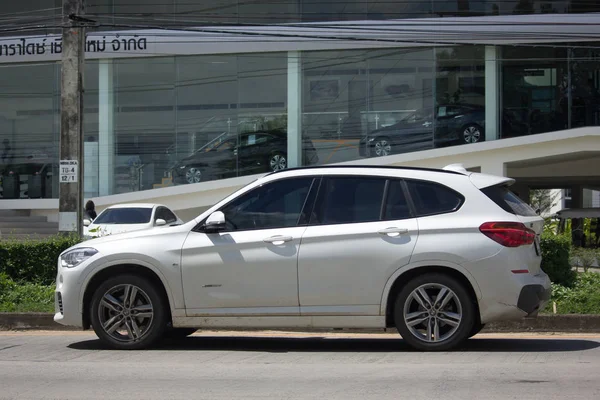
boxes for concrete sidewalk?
[1,312,599,333]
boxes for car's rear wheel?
[462,124,483,144]
[372,137,392,157]
[185,167,202,184]
[90,274,167,350]
[394,273,475,351]
[269,152,287,172]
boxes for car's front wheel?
[90,274,168,350]
[394,273,475,351]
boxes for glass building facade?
[1,1,600,199]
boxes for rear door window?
[311,177,386,225]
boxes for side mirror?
[83,219,91,227]
[204,211,226,233]
[155,218,167,226]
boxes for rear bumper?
[517,284,552,315]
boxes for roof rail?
[266,164,464,176]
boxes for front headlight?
[179,165,186,169]
[368,137,375,142]
[60,247,98,268]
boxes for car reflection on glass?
[171,129,319,184]
[359,104,486,158]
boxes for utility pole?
[58,0,85,237]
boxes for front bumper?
[54,259,86,329]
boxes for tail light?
[479,222,536,247]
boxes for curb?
[2,313,600,333]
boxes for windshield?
[93,208,153,224]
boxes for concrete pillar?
[485,46,501,142]
[287,51,302,168]
[98,60,115,196]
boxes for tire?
[393,273,475,351]
[468,323,485,338]
[164,328,198,340]
[462,124,483,144]
[90,274,168,350]
[185,166,202,184]
[372,137,393,157]
[268,152,287,172]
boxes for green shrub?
[0,235,81,285]
[540,232,575,287]
[0,272,55,313]
[549,272,600,314]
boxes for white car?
[83,203,183,239]
[55,164,551,351]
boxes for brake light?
[479,222,536,247]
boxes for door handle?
[263,235,293,245]
[378,227,409,237]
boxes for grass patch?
[0,273,54,313]
[544,272,600,314]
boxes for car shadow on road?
[68,336,600,353]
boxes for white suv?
[54,164,551,351]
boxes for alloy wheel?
[270,154,287,171]
[463,126,481,143]
[403,283,462,343]
[97,284,155,343]
[185,167,202,184]
[374,140,392,157]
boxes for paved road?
[1,331,599,399]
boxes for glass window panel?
[435,46,485,147]
[311,177,386,225]
[0,62,57,199]
[114,57,175,194]
[500,46,568,139]
[301,0,366,22]
[220,177,314,231]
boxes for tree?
[529,189,560,216]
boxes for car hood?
[79,222,193,247]
[84,223,153,238]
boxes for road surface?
[1,330,599,399]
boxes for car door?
[180,176,318,316]
[297,176,419,316]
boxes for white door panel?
[181,226,306,315]
[298,219,418,314]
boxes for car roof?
[105,203,162,209]
[266,164,466,177]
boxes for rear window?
[480,185,538,217]
[93,208,153,224]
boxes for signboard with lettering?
[60,160,79,184]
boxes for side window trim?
[297,176,322,226]
[381,178,416,221]
[378,179,391,221]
